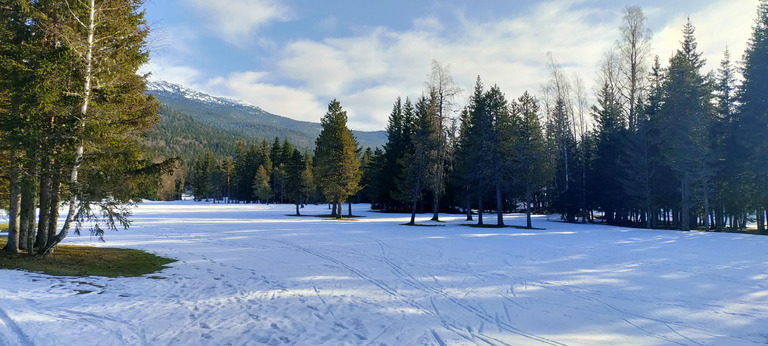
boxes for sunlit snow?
[1,201,767,345]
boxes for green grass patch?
[461,223,546,230]
[0,236,175,277]
[0,223,7,233]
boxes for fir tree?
[313,100,362,219]
[657,20,713,231]
[252,165,272,203]
[737,0,768,233]
[512,91,549,229]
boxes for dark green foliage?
[313,100,362,218]
[590,82,627,224]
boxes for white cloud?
[653,0,755,70]
[151,0,758,132]
[141,59,202,88]
[204,72,326,124]
[183,0,292,44]
[266,0,619,130]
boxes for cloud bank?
[147,0,757,131]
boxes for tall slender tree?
[512,92,549,229]
[314,100,361,219]
[737,1,768,233]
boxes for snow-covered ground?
[2,201,768,345]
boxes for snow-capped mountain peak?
[146,80,259,109]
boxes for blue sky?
[142,0,757,131]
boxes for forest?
[2,1,768,259]
[187,3,768,234]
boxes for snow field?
[1,201,768,345]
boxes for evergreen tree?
[376,98,405,211]
[453,105,475,221]
[512,91,549,229]
[590,82,627,224]
[252,165,272,203]
[737,1,768,233]
[313,100,362,219]
[399,95,439,225]
[482,85,514,226]
[657,20,713,231]
[32,0,160,255]
[358,147,375,203]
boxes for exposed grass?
[461,223,546,230]
[0,236,175,278]
[400,223,446,227]
[0,223,7,232]
[312,214,365,221]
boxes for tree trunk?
[5,151,21,253]
[431,190,440,221]
[39,0,95,257]
[680,178,690,231]
[526,185,533,229]
[337,199,343,220]
[465,187,472,221]
[703,190,710,231]
[20,172,37,254]
[348,200,352,217]
[295,202,300,216]
[495,183,504,226]
[331,200,337,217]
[36,157,52,249]
[477,196,484,226]
[19,165,37,253]
[47,173,61,245]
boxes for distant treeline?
[186,4,768,233]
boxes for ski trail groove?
[0,307,32,346]
[377,246,564,345]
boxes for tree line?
[188,3,768,233]
[189,99,361,219]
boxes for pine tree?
[313,100,362,219]
[512,91,549,229]
[657,20,713,231]
[590,82,627,224]
[252,165,272,203]
[737,0,768,233]
[377,98,405,211]
[36,0,159,255]
[399,94,439,225]
[482,85,514,226]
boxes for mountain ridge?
[145,80,387,152]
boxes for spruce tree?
[313,100,362,219]
[590,82,627,224]
[253,165,272,203]
[399,95,439,225]
[512,91,549,229]
[737,0,768,233]
[657,20,713,231]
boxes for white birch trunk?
[40,0,95,256]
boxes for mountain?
[145,81,387,155]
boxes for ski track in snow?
[1,201,768,345]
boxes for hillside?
[145,81,387,157]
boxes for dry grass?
[0,236,174,277]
